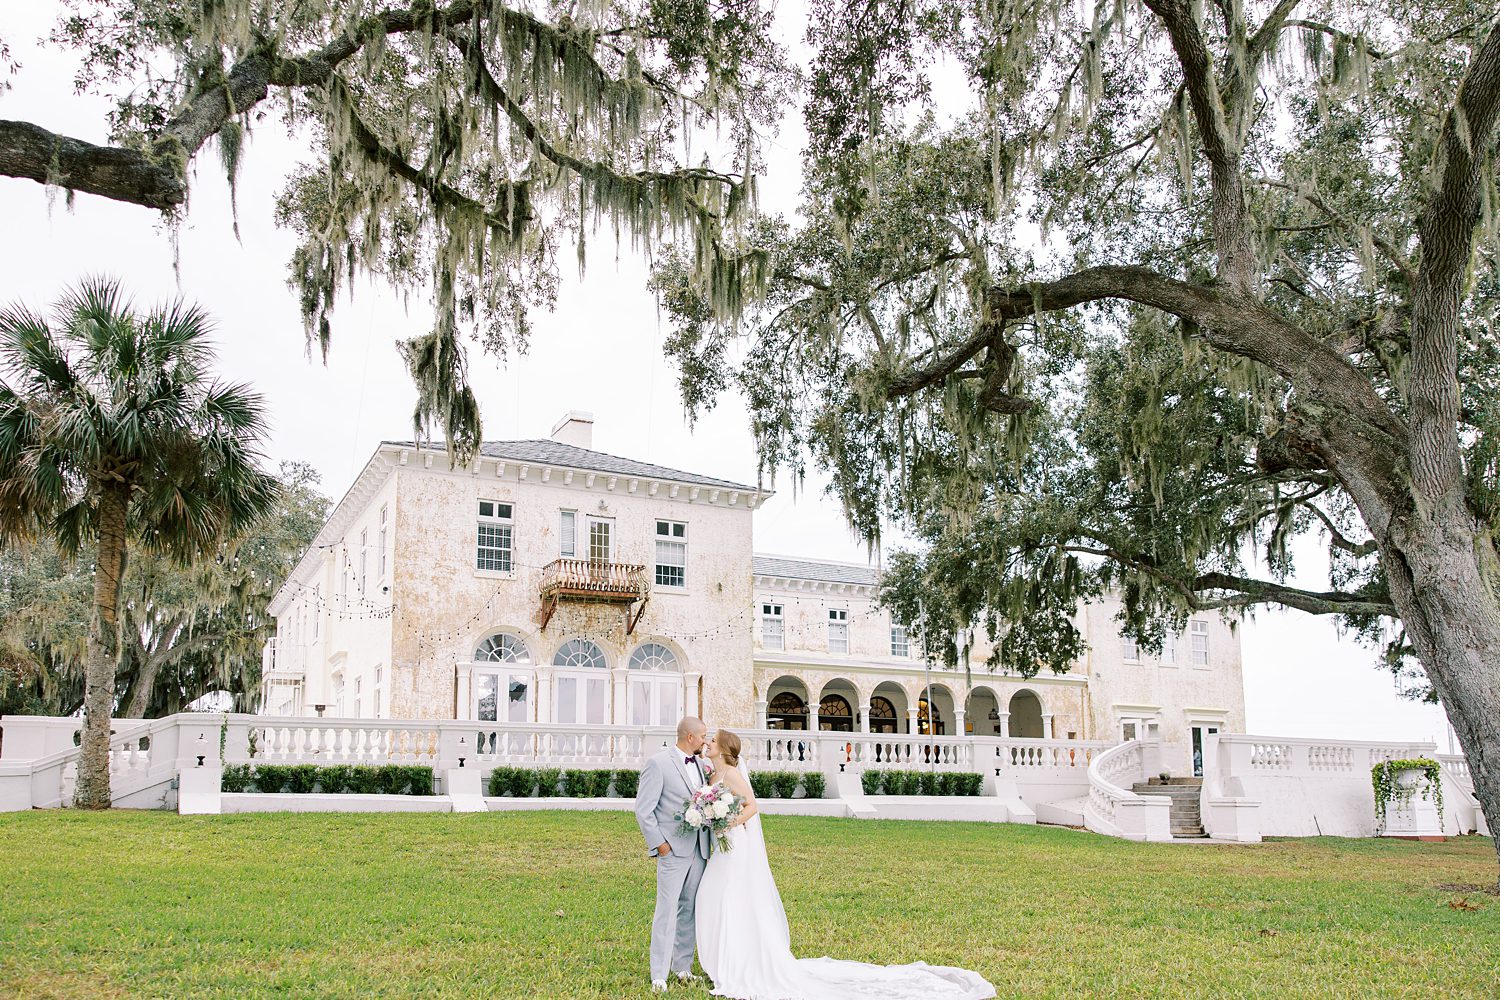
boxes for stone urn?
[1378,766,1443,840]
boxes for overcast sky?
[0,5,1456,746]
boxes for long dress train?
[695,766,995,1000]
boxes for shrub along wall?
[859,770,984,796]
[486,767,640,798]
[221,764,435,796]
[747,771,825,800]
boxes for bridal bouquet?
[675,782,743,853]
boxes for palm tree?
[0,278,278,808]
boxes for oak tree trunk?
[73,483,129,809]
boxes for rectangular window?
[587,517,612,562]
[1162,630,1177,665]
[1122,636,1140,662]
[339,551,348,603]
[890,623,910,658]
[378,505,388,579]
[354,678,362,718]
[477,500,514,572]
[559,510,576,558]
[761,603,784,650]
[312,587,320,639]
[655,520,687,587]
[374,666,383,719]
[1191,620,1209,666]
[828,608,849,654]
[359,529,368,594]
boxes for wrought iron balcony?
[538,558,650,632]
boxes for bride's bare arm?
[723,768,759,826]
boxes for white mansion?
[263,412,1246,774]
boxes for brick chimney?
[550,410,594,449]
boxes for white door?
[1191,725,1220,777]
[629,675,682,727]
[587,517,613,562]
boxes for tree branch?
[1191,571,1394,616]
[0,0,492,211]
[1300,501,1380,557]
[1408,19,1500,502]
[1144,0,1257,291]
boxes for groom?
[634,716,713,992]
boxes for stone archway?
[766,675,809,730]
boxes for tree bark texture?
[73,483,128,809]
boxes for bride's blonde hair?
[715,729,742,767]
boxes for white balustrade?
[1083,740,1173,842]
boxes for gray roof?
[753,555,881,587]
[386,439,760,492]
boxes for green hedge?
[220,763,434,796]
[485,767,640,798]
[746,771,824,800]
[861,770,983,796]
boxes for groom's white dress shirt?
[681,752,704,793]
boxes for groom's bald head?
[676,717,707,754]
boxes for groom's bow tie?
[684,756,697,765]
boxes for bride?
[695,730,996,1000]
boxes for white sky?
[0,5,1455,746]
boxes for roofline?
[385,439,769,496]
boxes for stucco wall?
[389,456,756,725]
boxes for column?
[683,672,702,718]
[906,708,919,735]
[808,704,821,734]
[859,702,871,734]
[954,709,967,737]
[754,698,768,730]
[998,712,1011,738]
[1041,713,1054,740]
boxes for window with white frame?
[359,529,368,593]
[761,603,784,650]
[655,520,687,587]
[559,510,577,558]
[552,639,609,726]
[333,675,345,716]
[1122,635,1140,662]
[339,550,348,605]
[890,623,910,658]
[476,500,514,572]
[1190,620,1209,666]
[587,517,612,562]
[1162,630,1177,665]
[354,677,362,717]
[312,587,320,639]
[378,505,388,579]
[627,643,682,726]
[828,608,849,654]
[373,665,383,719]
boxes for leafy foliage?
[0,462,327,717]
[37,0,793,459]
[654,3,1500,697]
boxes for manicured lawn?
[1,811,1495,999]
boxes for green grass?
[1,812,1495,999]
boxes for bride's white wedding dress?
[695,764,995,1000]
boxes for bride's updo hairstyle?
[716,729,742,767]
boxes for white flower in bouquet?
[711,798,730,819]
[684,806,704,827]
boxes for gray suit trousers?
[651,847,707,980]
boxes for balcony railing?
[538,558,650,631]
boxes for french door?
[629,674,682,727]
[1191,725,1220,777]
[472,669,532,755]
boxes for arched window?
[474,633,530,663]
[769,691,807,715]
[628,643,679,671]
[553,639,607,669]
[817,693,854,732]
[917,697,946,736]
[869,696,896,720]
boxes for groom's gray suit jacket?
[634,748,712,858]
[635,747,712,982]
